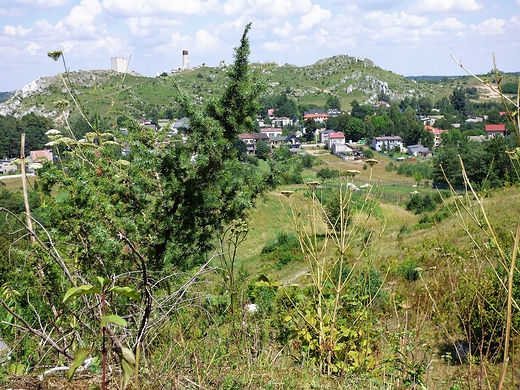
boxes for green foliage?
[316,167,340,182]
[261,232,303,269]
[363,148,374,158]
[397,161,433,179]
[255,139,271,159]
[406,193,437,214]
[399,258,421,281]
[433,134,518,188]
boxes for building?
[238,133,269,154]
[260,127,283,138]
[303,110,328,123]
[0,159,17,174]
[327,132,345,150]
[424,125,448,148]
[372,136,403,152]
[485,124,506,137]
[29,150,53,164]
[182,50,190,70]
[111,57,128,73]
[407,144,432,157]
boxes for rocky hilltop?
[0,55,459,120]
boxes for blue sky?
[1,0,519,91]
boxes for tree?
[450,87,467,114]
[351,100,373,120]
[325,95,341,111]
[255,139,271,159]
[0,23,278,371]
[304,118,318,142]
[345,117,366,141]
[418,97,433,116]
[421,130,435,149]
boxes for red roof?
[424,125,447,136]
[329,132,345,139]
[485,124,506,132]
[30,150,53,162]
[303,113,329,120]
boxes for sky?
[0,0,519,91]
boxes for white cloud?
[273,21,293,37]
[3,25,31,36]
[13,0,69,7]
[55,0,104,39]
[194,29,222,52]
[126,17,182,38]
[431,17,466,32]
[298,4,331,31]
[262,40,291,53]
[363,11,427,29]
[416,0,483,13]
[510,15,520,29]
[222,0,245,15]
[101,0,219,17]
[470,18,506,36]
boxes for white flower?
[45,129,61,136]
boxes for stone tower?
[111,57,128,73]
[182,50,189,70]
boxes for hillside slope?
[2,54,511,122]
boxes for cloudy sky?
[1,0,519,91]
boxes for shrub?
[399,258,421,281]
[406,193,436,214]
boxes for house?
[319,129,336,144]
[269,136,286,148]
[407,144,432,157]
[372,136,403,152]
[273,117,292,127]
[29,150,53,164]
[485,124,506,137]
[327,109,341,117]
[303,110,329,123]
[424,125,448,147]
[0,159,17,174]
[238,133,269,154]
[284,134,302,152]
[170,117,190,136]
[374,101,390,109]
[331,143,353,157]
[327,132,345,150]
[468,135,487,143]
[260,127,283,139]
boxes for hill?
[0,54,515,122]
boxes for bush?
[261,232,303,269]
[399,258,421,281]
[406,193,437,214]
[363,148,374,158]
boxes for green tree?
[255,139,271,159]
[450,87,467,114]
[325,95,341,111]
[345,117,366,141]
[0,23,278,368]
[304,118,318,142]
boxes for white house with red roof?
[303,111,329,123]
[327,132,345,149]
[424,125,448,147]
[485,124,506,137]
